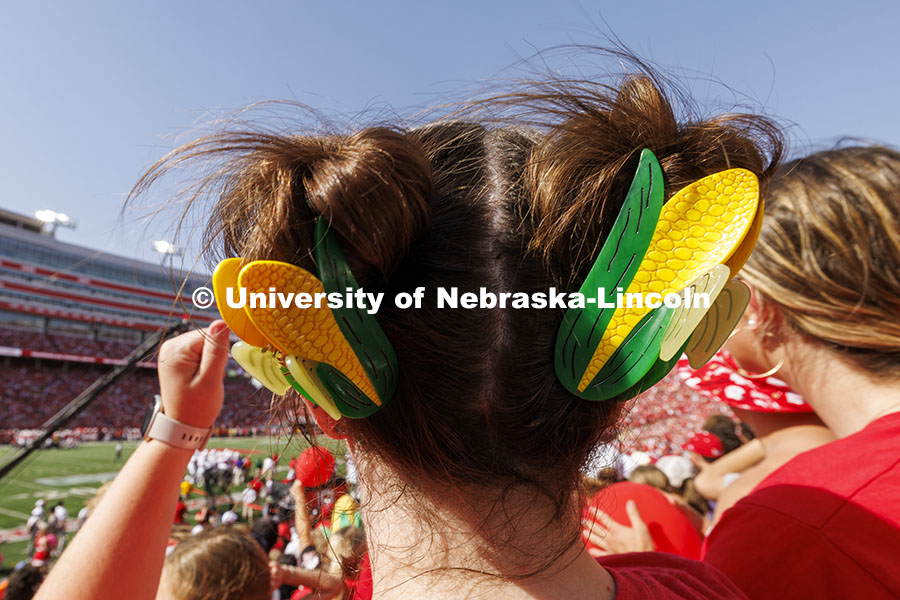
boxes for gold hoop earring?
[736,358,784,379]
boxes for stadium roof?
[0,207,43,234]
[0,206,207,288]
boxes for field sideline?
[0,436,342,573]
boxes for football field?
[0,435,340,573]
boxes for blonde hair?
[742,145,900,376]
[313,526,366,577]
[627,465,670,491]
[161,526,269,600]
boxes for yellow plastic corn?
[577,169,759,392]
[238,261,379,405]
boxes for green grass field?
[0,436,345,574]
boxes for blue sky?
[2,1,897,267]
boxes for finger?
[688,452,708,471]
[582,517,608,535]
[159,328,206,369]
[625,500,647,530]
[582,520,610,549]
[196,320,231,384]
[587,507,615,530]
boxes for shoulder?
[597,553,747,599]
[758,413,900,494]
[703,467,900,598]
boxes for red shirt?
[348,551,742,599]
[346,553,373,600]
[598,553,747,599]
[703,412,900,599]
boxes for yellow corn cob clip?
[211,220,398,419]
[555,149,762,401]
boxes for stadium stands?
[0,208,731,455]
[0,209,276,443]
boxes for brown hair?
[134,62,781,570]
[678,477,710,516]
[742,145,900,376]
[161,526,269,600]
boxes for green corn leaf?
[555,149,664,397]
[313,218,399,415]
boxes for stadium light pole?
[35,209,77,236]
[152,239,181,268]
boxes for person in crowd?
[273,553,299,600]
[654,455,694,493]
[50,502,67,555]
[583,481,703,560]
[700,415,743,455]
[174,496,188,525]
[586,145,900,599]
[698,145,900,597]
[623,463,707,535]
[156,526,270,600]
[3,564,47,600]
[681,432,724,461]
[30,525,53,567]
[627,465,670,491]
[36,58,784,599]
[633,456,709,523]
[320,526,368,598]
[241,482,259,524]
[680,352,834,525]
[24,501,44,557]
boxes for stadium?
[0,205,732,572]
[5,5,899,598]
[0,207,274,439]
[0,208,294,569]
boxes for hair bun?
[304,127,433,277]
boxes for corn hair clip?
[212,219,398,420]
[555,149,759,402]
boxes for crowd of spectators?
[0,359,269,437]
[2,445,367,600]
[617,371,735,457]
[0,327,138,359]
[0,328,729,454]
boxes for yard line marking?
[1,479,50,491]
[0,506,30,519]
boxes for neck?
[782,342,900,438]
[356,458,615,600]
[738,410,825,439]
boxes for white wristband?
[145,412,211,450]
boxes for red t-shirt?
[597,553,747,599]
[703,412,900,599]
[346,553,373,600]
[347,551,742,599]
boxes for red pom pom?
[295,447,335,488]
